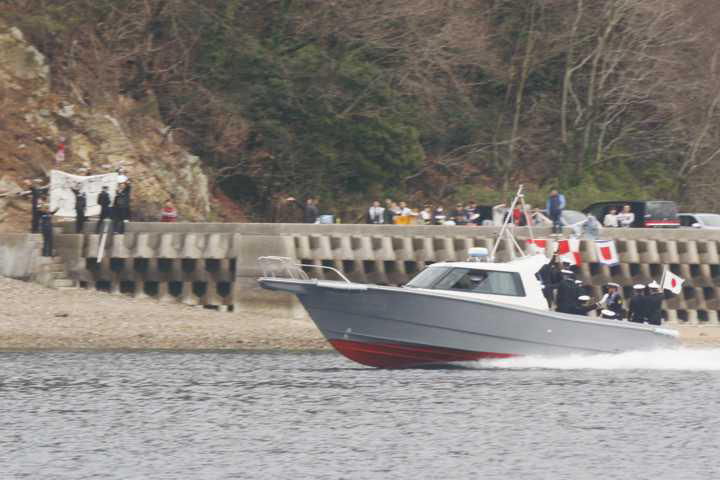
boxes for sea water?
[1,349,719,479]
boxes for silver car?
[678,213,720,229]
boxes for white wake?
[477,348,720,371]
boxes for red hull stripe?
[329,339,515,368]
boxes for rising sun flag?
[661,269,685,294]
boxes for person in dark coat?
[603,283,625,320]
[71,185,87,233]
[568,295,599,316]
[383,199,396,225]
[645,281,672,326]
[628,284,648,323]
[555,270,580,314]
[96,186,112,233]
[546,189,566,235]
[273,196,303,223]
[537,255,562,308]
[448,203,468,225]
[112,182,131,234]
[303,197,319,224]
[39,204,59,256]
[21,179,49,233]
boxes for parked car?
[583,201,679,228]
[679,213,720,229]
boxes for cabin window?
[405,267,453,289]
[406,267,525,297]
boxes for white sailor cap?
[561,269,574,275]
[633,284,646,290]
[648,280,661,289]
[607,282,620,288]
[601,309,616,317]
[578,295,590,301]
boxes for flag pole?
[490,184,524,262]
[519,189,535,243]
[660,267,666,290]
[97,221,109,263]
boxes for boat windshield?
[406,267,525,297]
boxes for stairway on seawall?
[35,255,77,290]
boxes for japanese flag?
[595,240,619,266]
[662,270,685,294]
[555,238,582,265]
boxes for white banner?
[49,170,119,217]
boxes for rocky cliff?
[0,20,214,232]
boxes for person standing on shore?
[546,189,566,235]
[19,179,48,233]
[112,182,131,233]
[419,204,433,224]
[303,197,319,223]
[161,199,178,222]
[603,208,619,227]
[273,196,303,223]
[71,184,87,233]
[368,201,385,224]
[617,205,635,228]
[39,204,59,256]
[383,199,396,225]
[96,186,112,233]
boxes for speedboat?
[257,186,678,368]
[258,253,678,368]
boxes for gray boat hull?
[259,278,679,368]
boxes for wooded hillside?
[5,0,720,218]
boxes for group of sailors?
[537,256,670,325]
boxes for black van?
[583,201,679,228]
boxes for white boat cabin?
[404,249,549,311]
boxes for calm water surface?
[2,349,720,479]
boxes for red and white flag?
[555,238,582,265]
[595,239,619,266]
[662,270,685,294]
[526,238,548,255]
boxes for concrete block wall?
[0,233,43,279]
[33,222,720,324]
[64,232,239,307]
[58,230,298,313]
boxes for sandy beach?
[0,277,328,351]
[1,276,719,351]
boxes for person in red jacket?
[161,199,178,222]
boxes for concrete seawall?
[0,234,42,279]
[7,223,720,325]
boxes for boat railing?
[257,256,352,283]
